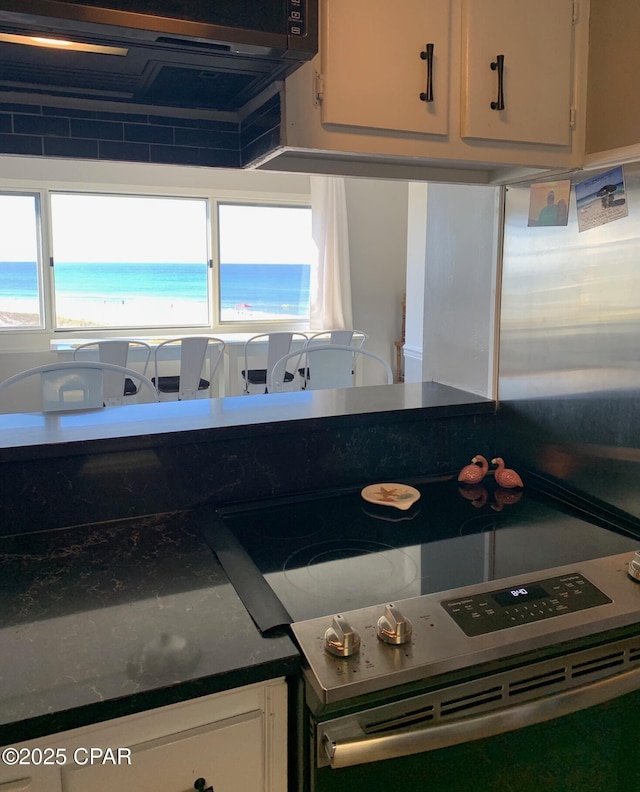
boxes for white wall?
[405,182,500,399]
[345,178,408,384]
[404,183,429,384]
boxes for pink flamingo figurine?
[491,458,524,489]
[457,455,489,485]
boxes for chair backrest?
[0,362,159,412]
[73,339,152,371]
[153,336,226,400]
[269,344,393,393]
[242,332,308,392]
[73,339,152,403]
[305,329,368,349]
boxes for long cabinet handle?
[322,664,640,769]
[490,54,505,110]
[419,43,434,102]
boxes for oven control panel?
[441,572,611,637]
[291,552,640,705]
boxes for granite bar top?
[0,381,494,461]
[0,510,299,745]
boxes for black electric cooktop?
[212,476,640,628]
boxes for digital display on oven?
[492,583,548,608]
[441,572,613,636]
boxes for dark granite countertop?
[0,381,494,462]
[0,510,300,745]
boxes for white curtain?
[309,176,353,330]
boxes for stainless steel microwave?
[0,0,318,110]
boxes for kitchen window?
[0,190,314,332]
[50,192,211,330]
[0,193,43,329]
[217,202,313,324]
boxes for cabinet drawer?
[61,711,264,792]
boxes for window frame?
[48,189,214,332]
[0,190,46,332]
[215,199,313,328]
[0,183,312,340]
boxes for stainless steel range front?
[210,476,640,792]
[293,552,640,702]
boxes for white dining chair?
[298,329,369,387]
[73,339,152,403]
[241,332,308,394]
[0,361,159,412]
[269,344,393,392]
[152,336,226,401]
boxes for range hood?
[0,0,317,112]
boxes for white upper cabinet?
[460,0,574,146]
[273,0,587,180]
[321,0,451,136]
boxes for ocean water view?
[220,262,310,316]
[0,261,310,326]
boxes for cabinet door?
[0,769,59,792]
[61,711,264,792]
[461,0,574,146]
[321,0,451,135]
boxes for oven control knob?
[377,604,413,645]
[324,615,361,657]
[628,551,640,583]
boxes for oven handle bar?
[322,665,640,769]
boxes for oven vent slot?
[630,647,640,663]
[440,685,502,718]
[508,666,567,697]
[363,705,434,734]
[570,651,625,679]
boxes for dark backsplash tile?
[43,137,99,159]
[174,125,238,150]
[0,133,42,155]
[99,139,150,161]
[124,123,174,144]
[14,114,70,137]
[0,100,247,168]
[71,118,124,141]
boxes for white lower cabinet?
[0,763,57,791]
[0,679,288,792]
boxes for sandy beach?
[0,296,301,328]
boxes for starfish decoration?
[374,485,399,501]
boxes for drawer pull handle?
[490,54,505,110]
[194,779,213,792]
[419,43,434,102]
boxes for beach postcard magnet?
[575,166,628,232]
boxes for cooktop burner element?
[281,540,419,604]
